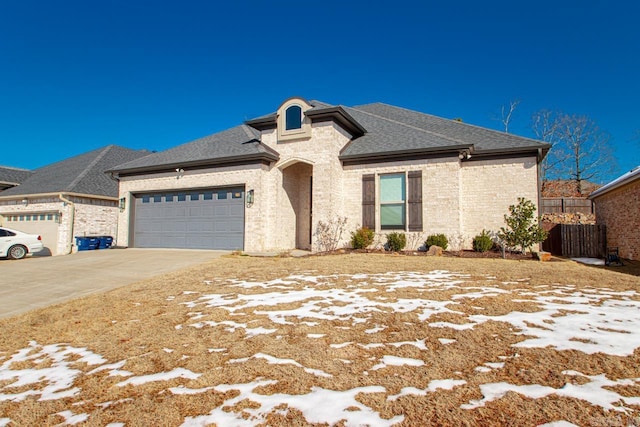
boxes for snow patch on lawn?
[181,379,404,427]
[0,341,108,402]
[461,370,640,413]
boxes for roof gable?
[0,145,150,198]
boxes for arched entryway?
[281,161,313,250]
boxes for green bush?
[350,227,375,249]
[385,232,406,252]
[473,230,493,252]
[425,234,448,250]
[498,198,548,253]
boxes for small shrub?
[425,234,448,250]
[386,232,406,252]
[351,227,375,249]
[473,230,493,253]
[314,216,348,252]
[498,198,548,253]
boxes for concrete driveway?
[0,248,227,319]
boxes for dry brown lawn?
[1,254,640,426]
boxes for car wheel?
[8,245,27,260]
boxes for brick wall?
[343,156,540,250]
[593,178,640,260]
[343,157,462,250]
[460,157,539,247]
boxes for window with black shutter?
[362,174,375,229]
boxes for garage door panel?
[214,206,229,216]
[228,219,244,232]
[134,187,244,250]
[229,205,244,216]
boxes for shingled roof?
[108,125,278,175]
[340,103,548,161]
[110,99,550,174]
[0,166,33,190]
[0,145,150,198]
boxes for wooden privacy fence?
[542,224,606,258]
[540,198,594,214]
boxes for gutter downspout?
[58,193,75,255]
[109,172,120,248]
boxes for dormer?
[277,98,313,142]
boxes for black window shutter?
[362,174,375,229]
[408,170,423,232]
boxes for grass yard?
[1,254,640,426]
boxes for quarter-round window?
[285,105,302,130]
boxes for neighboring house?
[0,166,33,192]
[588,166,640,261]
[0,145,149,256]
[108,97,550,252]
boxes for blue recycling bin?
[75,237,99,251]
[97,236,113,249]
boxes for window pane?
[189,192,200,201]
[380,174,405,202]
[177,193,186,202]
[142,195,150,203]
[203,192,213,200]
[153,195,162,203]
[217,191,227,200]
[165,194,174,202]
[285,105,302,130]
[40,215,45,220]
[381,204,405,228]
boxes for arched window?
[285,105,302,130]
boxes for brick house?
[0,146,149,255]
[588,166,640,261]
[108,97,550,252]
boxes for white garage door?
[1,212,60,255]
[133,188,245,250]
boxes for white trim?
[589,166,640,199]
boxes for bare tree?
[556,114,616,194]
[531,110,566,183]
[532,111,616,194]
[500,100,520,133]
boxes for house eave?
[339,145,472,165]
[0,192,118,202]
[589,166,640,199]
[339,145,545,166]
[245,116,277,130]
[109,153,280,178]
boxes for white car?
[0,227,45,260]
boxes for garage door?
[133,188,244,250]
[1,212,60,255]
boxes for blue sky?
[1,0,638,182]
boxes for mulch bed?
[319,248,536,261]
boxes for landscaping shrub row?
[349,198,547,255]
